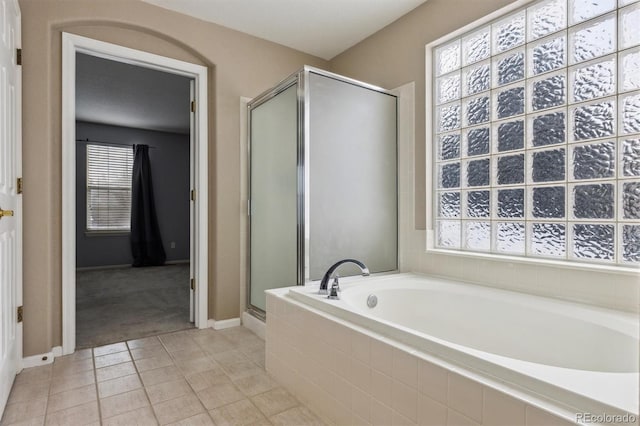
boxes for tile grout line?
[163,328,273,423]
[204,337,272,423]
[90,348,103,425]
[95,342,161,424]
[204,332,279,424]
[210,331,299,424]
[162,331,219,423]
[11,364,53,425]
[42,359,53,425]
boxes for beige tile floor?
[1,327,325,426]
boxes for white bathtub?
[286,272,639,418]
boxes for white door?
[0,0,22,416]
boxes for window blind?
[86,144,134,231]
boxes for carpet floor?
[76,264,193,348]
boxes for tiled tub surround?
[1,327,325,426]
[266,275,639,426]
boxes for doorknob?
[0,207,14,219]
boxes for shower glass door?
[307,72,398,280]
[248,83,299,313]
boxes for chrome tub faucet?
[318,259,370,298]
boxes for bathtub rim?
[279,272,640,418]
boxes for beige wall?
[19,0,328,356]
[331,0,516,230]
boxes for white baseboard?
[21,346,63,369]
[208,318,241,330]
[242,311,265,340]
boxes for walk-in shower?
[247,66,398,317]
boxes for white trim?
[21,346,62,369]
[189,79,196,324]
[425,247,640,275]
[14,0,23,375]
[208,318,241,330]
[241,311,265,340]
[62,33,209,356]
[424,44,434,247]
[52,346,63,358]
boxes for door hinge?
[16,48,22,66]
[17,306,23,323]
[190,189,195,201]
[190,100,196,112]
[16,177,23,194]
[190,278,195,290]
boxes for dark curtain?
[130,144,166,267]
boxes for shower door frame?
[247,66,399,319]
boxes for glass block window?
[433,0,640,266]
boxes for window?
[86,144,134,231]
[432,0,639,266]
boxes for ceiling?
[141,0,428,60]
[77,1,428,133]
[76,53,192,134]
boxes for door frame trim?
[61,33,209,354]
